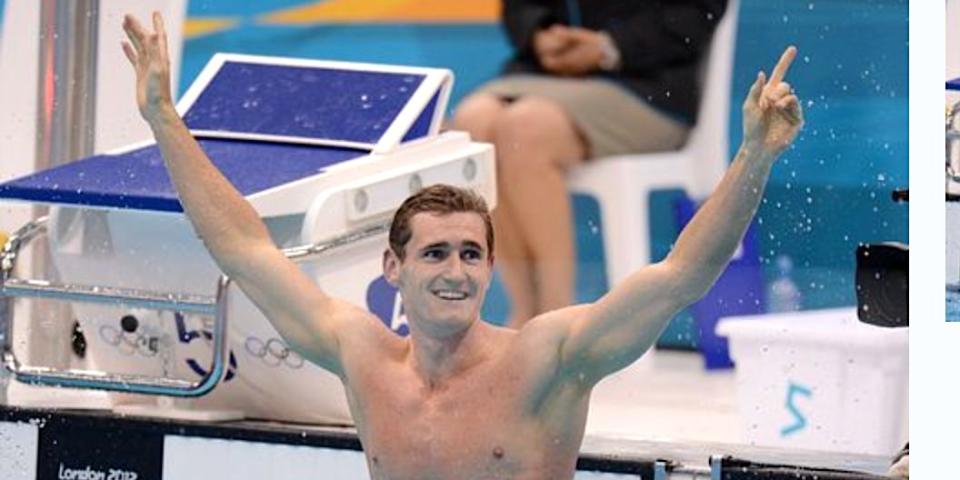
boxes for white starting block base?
[5,380,112,411]
[718,308,908,456]
[113,406,245,422]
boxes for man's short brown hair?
[389,184,494,261]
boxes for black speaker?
[855,243,908,328]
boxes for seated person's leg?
[452,93,508,142]
[493,96,587,325]
[452,93,539,325]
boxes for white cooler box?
[716,308,907,456]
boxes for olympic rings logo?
[244,336,304,369]
[99,324,160,357]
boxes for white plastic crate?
[716,308,907,456]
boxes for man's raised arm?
[121,13,357,374]
[556,47,804,381]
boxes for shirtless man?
[122,12,802,480]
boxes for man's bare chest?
[348,366,538,478]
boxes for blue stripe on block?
[0,139,364,212]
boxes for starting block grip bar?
[0,217,231,397]
[2,279,217,315]
[0,216,392,397]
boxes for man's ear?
[383,248,401,286]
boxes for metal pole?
[37,0,99,165]
[26,0,100,370]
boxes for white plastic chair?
[568,0,740,286]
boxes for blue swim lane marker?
[781,381,813,437]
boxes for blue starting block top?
[949,77,960,91]
[0,55,454,212]
[0,140,362,212]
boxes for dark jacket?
[501,0,728,123]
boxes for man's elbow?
[212,239,274,280]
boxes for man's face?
[384,212,493,336]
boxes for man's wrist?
[146,103,179,127]
[738,141,777,166]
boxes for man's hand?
[742,46,804,160]
[122,12,175,122]
[534,25,606,76]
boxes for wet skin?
[337,212,595,479]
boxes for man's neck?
[405,319,493,389]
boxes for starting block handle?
[0,215,390,397]
[0,217,231,397]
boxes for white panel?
[162,435,369,480]
[0,421,39,480]
[949,0,960,79]
[95,0,186,154]
[0,0,41,238]
[575,472,640,479]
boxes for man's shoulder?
[511,304,593,356]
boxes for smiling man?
[123,12,802,480]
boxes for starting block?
[0,54,495,423]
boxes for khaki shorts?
[476,74,690,158]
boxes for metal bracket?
[1,216,230,397]
[1,216,390,397]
